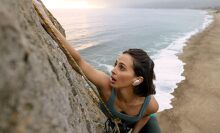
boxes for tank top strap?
[138,95,151,117]
[106,88,116,107]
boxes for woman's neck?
[115,87,140,104]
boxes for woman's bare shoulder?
[145,95,159,115]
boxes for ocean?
[50,8,213,111]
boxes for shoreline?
[157,10,220,133]
[155,10,213,112]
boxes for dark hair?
[123,49,156,97]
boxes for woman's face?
[110,53,136,89]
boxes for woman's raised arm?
[33,0,110,90]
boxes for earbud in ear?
[132,80,141,86]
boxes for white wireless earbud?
[132,80,141,86]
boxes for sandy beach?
[157,11,220,133]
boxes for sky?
[41,0,105,9]
[41,0,220,9]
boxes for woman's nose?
[111,66,117,75]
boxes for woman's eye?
[119,65,125,71]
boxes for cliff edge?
[0,0,105,132]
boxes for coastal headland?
[158,11,220,133]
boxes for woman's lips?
[110,76,116,84]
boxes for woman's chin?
[110,83,116,88]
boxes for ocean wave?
[154,11,213,112]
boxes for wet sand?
[157,11,220,133]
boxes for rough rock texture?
[0,0,105,133]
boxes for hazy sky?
[42,0,220,9]
[100,0,220,8]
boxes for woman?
[33,0,161,132]
[99,49,161,133]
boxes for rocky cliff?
[0,0,105,132]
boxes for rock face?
[0,0,105,133]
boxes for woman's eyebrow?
[115,59,127,68]
[118,62,127,68]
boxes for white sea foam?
[97,63,114,75]
[154,12,213,112]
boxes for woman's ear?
[132,76,144,86]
